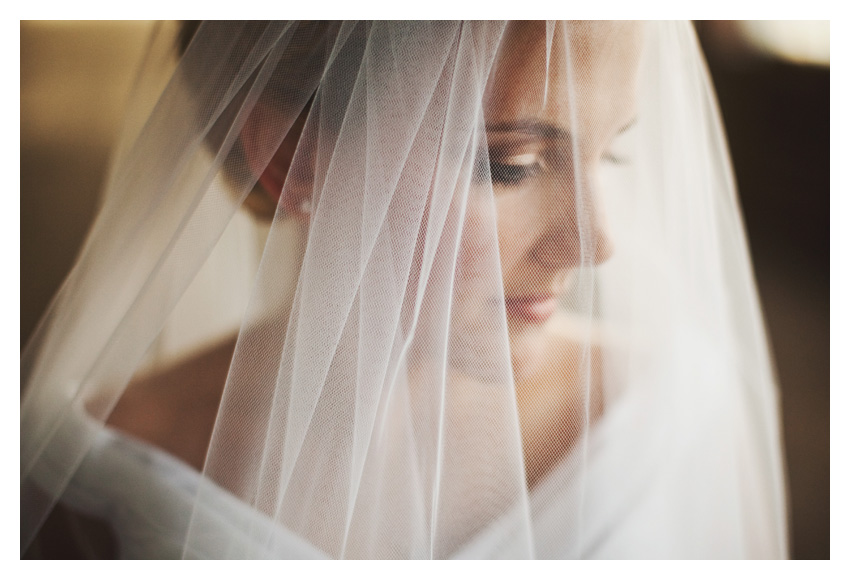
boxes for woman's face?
[483,22,642,380]
[247,22,643,383]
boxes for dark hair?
[177,20,202,55]
[174,21,334,219]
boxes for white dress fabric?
[54,413,323,559]
[53,322,774,559]
[22,21,788,559]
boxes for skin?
[486,22,640,377]
[483,22,642,484]
[107,22,643,490]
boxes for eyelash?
[602,152,629,165]
[475,148,548,188]
[489,159,545,186]
[477,145,628,188]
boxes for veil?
[21,21,788,559]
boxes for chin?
[508,322,549,383]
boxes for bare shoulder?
[105,335,238,470]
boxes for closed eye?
[601,152,628,165]
[602,118,638,166]
[490,153,545,187]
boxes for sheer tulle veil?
[21,21,788,558]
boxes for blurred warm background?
[21,21,156,347]
[19,21,830,559]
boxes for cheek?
[456,197,498,287]
[495,195,539,281]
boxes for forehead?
[484,21,644,140]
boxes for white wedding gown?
[52,322,782,559]
[22,21,788,560]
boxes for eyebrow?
[485,118,638,139]
[486,120,571,140]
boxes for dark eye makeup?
[489,152,546,186]
[477,122,634,188]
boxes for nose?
[529,178,613,268]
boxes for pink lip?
[504,294,558,324]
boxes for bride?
[21,21,788,559]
